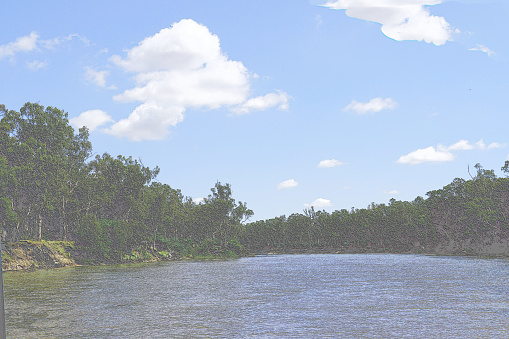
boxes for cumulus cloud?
[232,91,289,115]
[321,0,458,45]
[277,179,299,190]
[344,97,397,114]
[0,32,39,60]
[69,109,114,132]
[107,19,289,140]
[397,139,505,165]
[385,190,400,195]
[85,67,109,87]
[469,44,495,57]
[318,159,343,168]
[397,146,454,165]
[104,104,185,141]
[304,198,333,208]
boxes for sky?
[1,0,509,221]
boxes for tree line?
[0,103,253,262]
[242,163,509,254]
[2,102,508,262]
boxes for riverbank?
[3,236,508,272]
[0,240,244,272]
[250,238,509,258]
[1,241,77,271]
[0,241,168,271]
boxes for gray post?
[0,240,6,339]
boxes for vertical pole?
[0,240,6,339]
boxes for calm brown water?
[3,254,509,338]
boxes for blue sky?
[2,0,508,221]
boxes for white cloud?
[104,104,185,141]
[344,97,397,114]
[318,159,343,168]
[321,0,457,45]
[40,33,90,49]
[469,44,495,57]
[0,32,39,60]
[304,198,333,208]
[85,67,109,87]
[385,190,400,195]
[398,139,505,165]
[232,90,290,115]
[69,109,114,132]
[446,139,474,151]
[487,142,504,150]
[107,19,288,140]
[27,60,48,71]
[277,179,299,190]
[193,197,205,204]
[447,139,504,151]
[1,32,90,63]
[397,146,454,165]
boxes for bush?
[75,215,133,261]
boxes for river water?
[3,254,509,338]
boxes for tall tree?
[0,103,92,241]
[204,182,253,246]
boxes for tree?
[85,153,159,222]
[0,103,93,241]
[203,182,253,247]
[0,155,17,238]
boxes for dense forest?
[0,103,253,262]
[1,103,509,263]
[242,163,509,255]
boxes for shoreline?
[3,241,508,273]
[248,245,509,258]
[0,241,245,272]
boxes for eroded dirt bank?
[1,241,76,271]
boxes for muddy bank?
[0,241,237,272]
[1,241,76,271]
[0,241,173,272]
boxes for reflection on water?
[4,254,509,338]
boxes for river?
[3,254,509,338]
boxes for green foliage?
[240,164,509,253]
[3,102,509,261]
[154,235,244,258]
[75,214,110,260]
[74,216,132,261]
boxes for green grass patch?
[157,251,170,258]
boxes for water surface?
[4,254,509,338]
